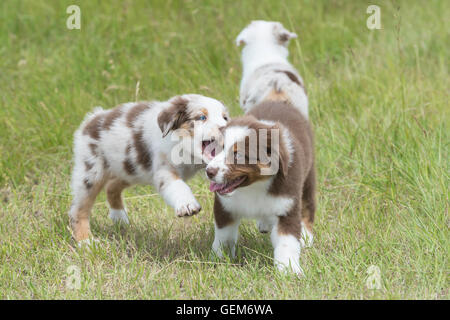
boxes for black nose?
[206,167,218,179]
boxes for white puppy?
[69,94,228,244]
[236,20,308,118]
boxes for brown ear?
[278,139,289,176]
[157,97,189,137]
[274,24,297,45]
[267,124,289,176]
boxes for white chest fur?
[218,179,294,220]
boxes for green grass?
[0,0,448,299]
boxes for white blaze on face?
[206,126,251,184]
[169,94,228,165]
[189,95,228,163]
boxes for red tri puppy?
[205,21,315,275]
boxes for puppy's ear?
[274,24,297,45]
[158,96,190,137]
[267,124,289,177]
[236,28,248,46]
[278,138,289,177]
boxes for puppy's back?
[248,100,313,158]
[248,100,314,198]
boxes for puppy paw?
[77,238,100,249]
[175,199,201,217]
[275,261,305,277]
[300,226,313,248]
[109,208,129,224]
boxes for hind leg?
[300,168,316,248]
[106,178,130,224]
[69,176,106,244]
[69,144,108,244]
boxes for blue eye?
[199,115,207,121]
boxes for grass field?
[0,0,448,299]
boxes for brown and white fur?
[237,20,308,119]
[205,21,315,275]
[69,94,228,245]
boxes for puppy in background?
[237,20,308,118]
[70,94,228,245]
[206,21,315,275]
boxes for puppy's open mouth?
[202,140,216,160]
[209,176,247,195]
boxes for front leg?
[154,164,201,217]
[212,195,240,258]
[271,214,303,276]
[212,220,240,258]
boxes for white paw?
[77,238,100,249]
[109,208,129,224]
[300,225,313,248]
[275,260,305,277]
[175,199,201,217]
[211,241,236,259]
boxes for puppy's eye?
[223,115,229,121]
[199,115,207,121]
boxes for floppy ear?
[274,25,297,45]
[236,29,248,46]
[278,139,289,176]
[267,124,289,176]
[157,96,190,137]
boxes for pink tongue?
[210,182,225,192]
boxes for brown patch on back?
[89,143,98,156]
[273,69,307,94]
[133,130,152,170]
[126,103,150,128]
[103,106,123,130]
[125,144,132,155]
[84,161,94,171]
[214,193,235,228]
[83,114,104,140]
[274,70,301,86]
[265,89,290,103]
[123,159,136,175]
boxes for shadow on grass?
[88,216,275,268]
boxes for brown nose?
[206,167,218,179]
